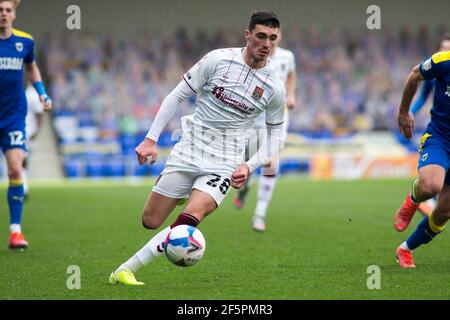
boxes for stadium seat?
[103,158,126,177]
[120,134,137,155]
[63,157,84,178]
[85,159,104,178]
[133,163,153,177]
[150,162,165,176]
[280,159,305,174]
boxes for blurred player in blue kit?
[0,0,51,249]
[394,49,450,268]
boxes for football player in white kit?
[234,33,296,232]
[109,11,286,285]
[23,83,44,198]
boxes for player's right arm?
[136,80,194,165]
[399,52,450,138]
[410,79,434,115]
[137,51,218,165]
[398,64,424,139]
[285,51,297,110]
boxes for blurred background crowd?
[43,25,447,143]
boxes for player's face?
[245,24,279,62]
[0,1,16,29]
[439,40,450,52]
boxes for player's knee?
[141,214,162,230]
[420,179,443,197]
[7,164,22,181]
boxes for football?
[165,225,206,267]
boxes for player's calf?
[430,185,450,226]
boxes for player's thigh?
[188,173,233,219]
[4,148,25,178]
[417,134,449,192]
[183,189,218,222]
[144,171,195,227]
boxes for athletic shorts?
[417,130,450,185]
[0,121,27,153]
[152,170,232,206]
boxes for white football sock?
[400,241,411,251]
[254,175,277,219]
[116,226,171,274]
[10,224,21,233]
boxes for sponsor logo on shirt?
[212,85,255,115]
[0,57,23,70]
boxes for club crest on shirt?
[15,42,23,52]
[446,85,450,97]
[252,86,264,100]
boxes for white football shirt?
[25,85,44,139]
[184,48,286,130]
[164,47,286,175]
[254,46,296,128]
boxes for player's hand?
[231,164,250,189]
[40,95,52,112]
[286,96,295,110]
[398,111,415,139]
[135,138,158,165]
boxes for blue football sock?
[406,215,445,250]
[8,180,25,226]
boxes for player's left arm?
[285,51,297,110]
[286,73,296,111]
[25,61,52,112]
[398,52,450,138]
[398,64,424,139]
[232,88,286,188]
[410,79,434,115]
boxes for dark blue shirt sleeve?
[25,40,35,64]
[419,52,450,80]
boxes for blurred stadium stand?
[1,0,448,180]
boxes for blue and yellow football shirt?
[0,28,35,127]
[419,51,450,139]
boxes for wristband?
[33,81,47,96]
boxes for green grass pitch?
[1,178,449,300]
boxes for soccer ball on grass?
[165,225,206,267]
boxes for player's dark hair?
[248,11,280,31]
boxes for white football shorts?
[152,170,232,206]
